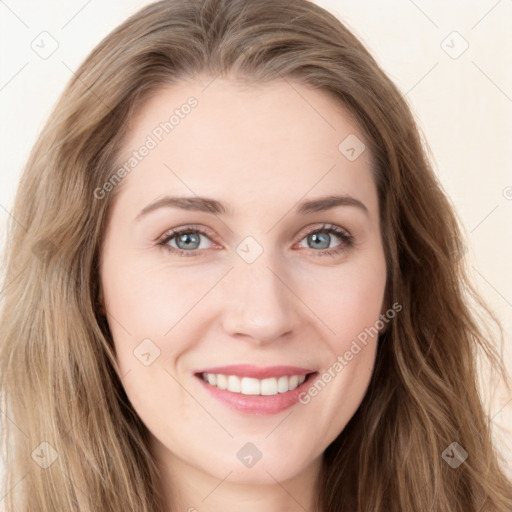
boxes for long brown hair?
[1,0,511,510]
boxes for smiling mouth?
[195,371,318,396]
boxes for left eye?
[157,224,354,257]
[160,229,213,252]
[298,228,343,251]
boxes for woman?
[1,0,511,510]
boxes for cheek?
[304,258,387,348]
[297,257,385,411]
[102,254,206,334]
[100,253,220,379]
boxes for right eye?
[157,226,217,257]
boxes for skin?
[99,75,387,512]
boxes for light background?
[0,0,511,484]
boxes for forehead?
[111,76,377,218]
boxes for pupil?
[310,233,329,249]
[178,233,199,249]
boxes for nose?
[218,255,302,345]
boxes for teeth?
[201,373,307,395]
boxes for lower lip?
[195,372,319,415]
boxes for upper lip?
[194,364,316,379]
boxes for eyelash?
[156,223,355,258]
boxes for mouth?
[194,371,318,395]
[193,365,320,415]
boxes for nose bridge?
[219,248,299,342]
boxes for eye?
[157,225,215,257]
[296,223,355,257]
[156,223,355,257]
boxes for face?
[99,76,387,487]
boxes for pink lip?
[194,364,315,379]
[194,366,319,416]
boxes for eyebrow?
[134,194,369,221]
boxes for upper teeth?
[202,373,307,395]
